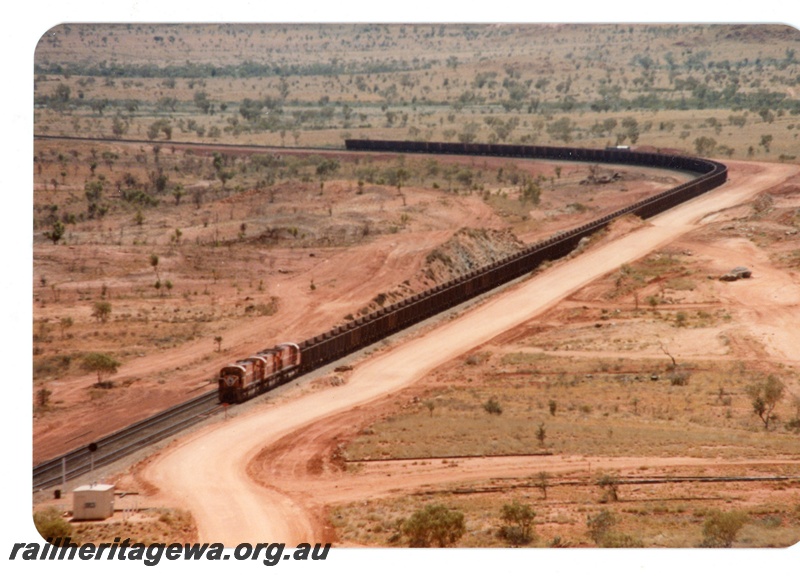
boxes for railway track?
[33,391,220,491]
[32,138,727,492]
[33,133,340,155]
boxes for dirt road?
[143,160,798,546]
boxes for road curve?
[143,160,798,546]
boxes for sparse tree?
[91,301,112,323]
[498,501,536,545]
[81,352,121,385]
[402,504,465,548]
[150,253,160,281]
[173,184,184,205]
[536,422,547,447]
[547,117,575,143]
[534,471,550,500]
[384,165,411,198]
[214,335,223,352]
[59,316,73,339]
[659,341,677,368]
[694,136,717,156]
[483,397,503,415]
[586,510,616,545]
[519,178,541,205]
[457,122,480,144]
[52,83,71,105]
[747,374,785,429]
[597,473,620,502]
[111,115,127,137]
[44,220,65,245]
[193,90,212,114]
[315,158,340,180]
[701,510,747,548]
[84,179,104,219]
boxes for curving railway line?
[32,138,727,492]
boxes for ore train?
[217,139,728,404]
[218,343,301,403]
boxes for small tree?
[402,504,465,547]
[150,253,160,281]
[59,316,73,339]
[81,352,121,385]
[597,473,620,502]
[91,301,112,323]
[483,397,503,415]
[694,136,717,156]
[548,399,557,416]
[214,336,223,352]
[534,471,550,499]
[747,374,785,429]
[586,510,616,545]
[586,510,642,547]
[44,220,65,244]
[173,184,184,205]
[536,422,547,447]
[701,510,747,548]
[498,501,536,545]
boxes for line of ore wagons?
[217,140,727,404]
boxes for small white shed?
[72,484,115,521]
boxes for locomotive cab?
[218,364,246,403]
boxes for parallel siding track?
[32,139,727,491]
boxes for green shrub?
[498,501,536,546]
[402,504,465,547]
[33,507,73,541]
[586,510,616,545]
[483,397,503,415]
[701,509,747,547]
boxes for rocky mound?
[418,228,526,285]
[352,227,526,320]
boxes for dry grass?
[331,467,800,547]
[345,354,800,461]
